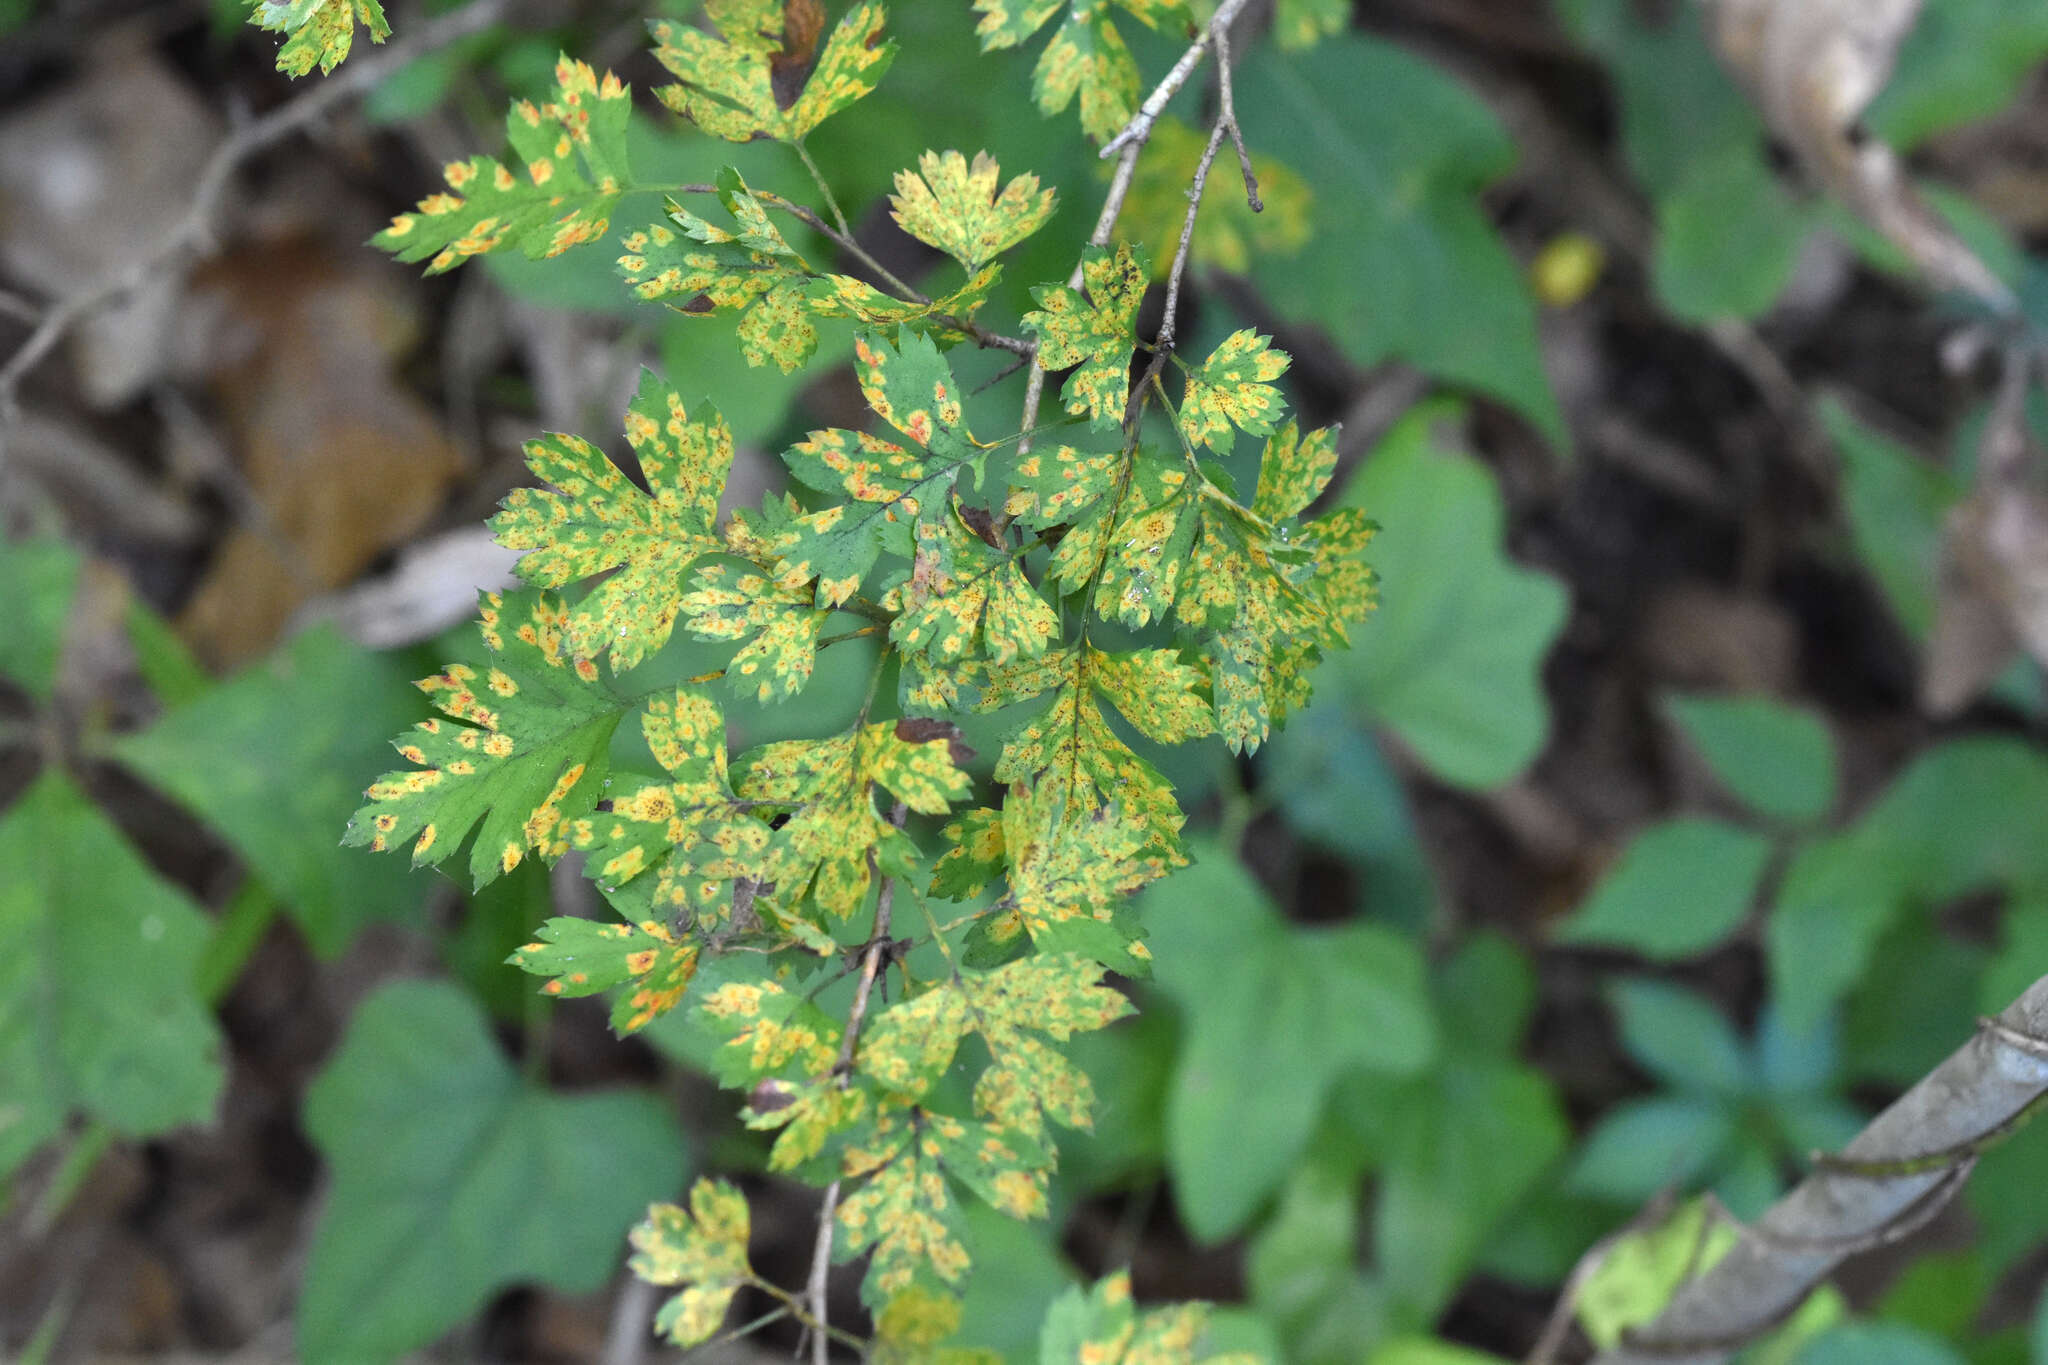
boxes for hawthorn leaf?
[1023,241,1148,427]
[491,371,734,669]
[1146,846,1436,1240]
[886,500,1058,666]
[991,781,1172,977]
[249,0,388,77]
[620,168,819,372]
[631,1178,754,1347]
[345,590,627,889]
[735,719,972,917]
[0,534,81,706]
[777,331,994,606]
[1037,1271,1255,1365]
[1328,401,1567,788]
[1031,9,1138,143]
[1251,420,1339,525]
[510,917,702,1036]
[890,149,1056,273]
[835,1111,980,1306]
[1555,818,1773,961]
[299,981,685,1363]
[679,562,829,703]
[0,773,224,1179]
[1179,329,1291,453]
[1238,37,1562,443]
[114,627,427,956]
[566,689,771,941]
[1086,648,1214,745]
[375,56,631,273]
[649,0,896,143]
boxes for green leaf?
[1239,37,1562,443]
[1022,241,1148,427]
[113,627,428,956]
[1251,419,1339,524]
[1820,398,1961,641]
[889,149,1057,273]
[1329,401,1568,788]
[648,0,896,143]
[491,370,735,669]
[1566,1096,1735,1203]
[1366,1342,1511,1365]
[1609,979,1752,1096]
[1664,693,1839,824]
[0,773,224,1178]
[1179,329,1291,453]
[1247,1161,1386,1363]
[631,1178,754,1347]
[679,562,829,703]
[1555,817,1773,960]
[0,534,80,705]
[374,56,632,273]
[1795,1324,1968,1365]
[1576,1198,1738,1348]
[1037,1271,1253,1365]
[1147,847,1436,1240]
[249,0,388,77]
[620,168,819,372]
[299,980,686,1363]
[1868,1,2048,150]
[1771,737,2048,1030]
[777,331,995,606]
[344,590,627,889]
[1274,0,1349,49]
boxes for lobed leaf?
[492,371,736,669]
[631,1178,755,1347]
[344,590,625,889]
[890,150,1057,273]
[1179,329,1291,452]
[249,0,389,77]
[649,0,896,143]
[375,56,631,274]
[679,562,829,703]
[1023,241,1148,427]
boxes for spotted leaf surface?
[0,773,223,1180]
[679,563,828,703]
[777,332,994,606]
[375,57,630,274]
[860,952,1130,1147]
[492,372,733,669]
[1251,420,1340,523]
[1086,647,1214,744]
[1089,449,1196,624]
[620,168,817,373]
[1023,241,1148,427]
[806,265,1003,332]
[972,0,1187,141]
[889,150,1057,273]
[1179,329,1291,452]
[509,918,701,1035]
[836,1113,971,1306]
[345,591,625,889]
[991,649,1185,857]
[1175,483,1376,753]
[735,720,972,917]
[886,501,1057,666]
[249,0,388,77]
[568,689,770,937]
[650,0,895,143]
[630,1179,754,1348]
[996,782,1171,975]
[1038,1272,1259,1365]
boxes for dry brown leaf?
[174,243,463,667]
[1706,0,2014,310]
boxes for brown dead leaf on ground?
[174,242,463,667]
[1706,0,2014,310]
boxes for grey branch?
[1584,973,2048,1365]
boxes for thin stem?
[792,136,853,240]
[1211,24,1262,213]
[1017,0,1254,455]
[806,799,909,1358]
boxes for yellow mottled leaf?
[632,1179,754,1347]
[890,150,1057,273]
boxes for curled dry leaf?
[1705,0,2013,310]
